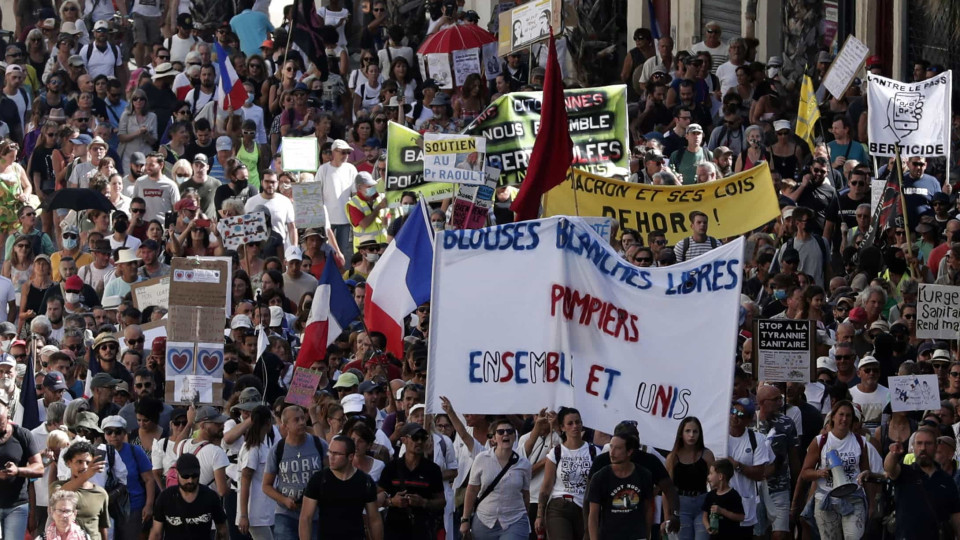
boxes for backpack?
[680,236,718,261]
[273,435,326,471]
[165,440,210,487]
[105,446,130,521]
[84,42,121,67]
[553,442,598,464]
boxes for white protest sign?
[754,320,813,383]
[508,0,554,51]
[426,53,453,90]
[889,374,941,412]
[290,182,327,229]
[453,48,482,87]
[482,42,501,80]
[867,71,952,157]
[423,134,486,184]
[821,35,870,99]
[216,211,269,251]
[426,217,743,455]
[131,276,170,310]
[917,283,960,339]
[281,137,319,172]
[870,179,884,216]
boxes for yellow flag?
[796,75,820,153]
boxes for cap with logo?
[43,371,68,390]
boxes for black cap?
[176,453,201,477]
[781,248,800,264]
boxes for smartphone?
[195,218,212,228]
[397,410,406,424]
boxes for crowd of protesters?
[0,0,956,540]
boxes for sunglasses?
[730,408,747,418]
[130,208,145,214]
[171,420,187,427]
[67,344,84,351]
[12,354,27,360]
[950,372,960,377]
[818,377,832,384]
[835,354,856,360]
[132,97,145,102]
[76,117,90,122]
[127,337,145,344]
[635,257,652,263]
[179,472,200,479]
[861,367,879,374]
[911,162,926,167]
[104,429,124,436]
[496,428,516,435]
[904,313,915,319]
[98,343,118,350]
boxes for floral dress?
[0,165,25,233]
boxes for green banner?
[462,84,630,186]
[384,121,454,207]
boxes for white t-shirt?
[78,262,115,294]
[31,424,52,507]
[0,276,16,321]
[131,0,162,18]
[177,438,230,489]
[545,442,596,507]
[184,88,217,114]
[79,43,122,79]
[517,431,561,500]
[167,34,198,65]
[377,45,415,76]
[815,431,864,498]
[245,194,296,245]
[57,441,128,486]
[240,105,268,144]
[315,161,357,226]
[727,429,774,527]
[238,439,279,527]
[151,437,178,475]
[317,7,349,47]
[108,234,141,253]
[849,385,891,430]
[716,61,744,97]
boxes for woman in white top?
[238,405,279,540]
[799,400,870,540]
[348,422,385,482]
[461,418,532,540]
[354,63,383,118]
[59,1,89,47]
[536,406,597,540]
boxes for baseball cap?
[869,320,890,333]
[866,55,882,68]
[43,371,68,390]
[151,337,166,355]
[773,119,791,132]
[216,136,233,152]
[0,322,16,337]
[67,54,85,67]
[858,356,879,369]
[65,274,83,291]
[732,397,756,416]
[174,198,198,212]
[686,123,704,134]
[193,153,208,164]
[332,139,354,152]
[176,453,201,477]
[260,39,274,49]
[195,405,229,424]
[231,387,263,412]
[130,152,146,166]
[284,246,303,262]
[268,306,283,327]
[363,137,381,148]
[333,372,360,389]
[177,13,194,29]
[230,314,253,330]
[93,20,109,32]
[101,415,127,431]
[341,393,364,414]
[816,356,837,373]
[847,307,867,324]
[398,422,428,439]
[713,146,734,159]
[69,133,92,146]
[90,372,121,389]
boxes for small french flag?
[296,255,361,368]
[214,42,249,111]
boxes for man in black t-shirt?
[586,421,680,535]
[377,423,445,540]
[300,436,382,540]
[150,453,227,540]
[587,434,654,540]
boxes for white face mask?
[65,292,81,304]
[432,221,444,232]
[176,175,191,184]
[401,204,415,214]
[365,253,380,263]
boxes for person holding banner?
[346,171,388,250]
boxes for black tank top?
[672,454,709,495]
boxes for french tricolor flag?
[214,42,249,111]
[365,198,434,358]
[296,255,361,368]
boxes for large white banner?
[867,72,952,157]
[426,217,742,454]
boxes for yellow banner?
[542,163,781,245]
[796,75,820,153]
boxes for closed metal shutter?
[700,0,742,40]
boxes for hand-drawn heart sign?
[198,349,223,375]
[166,347,194,374]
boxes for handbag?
[105,446,131,521]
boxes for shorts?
[132,13,163,45]
[754,483,790,534]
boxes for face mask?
[182,216,191,225]
[114,220,129,233]
[223,361,239,375]
[65,292,81,304]
[767,67,780,79]
[401,204,415,214]
[176,175,191,184]
[63,238,78,249]
[234,179,248,190]
[365,186,377,198]
[365,253,380,263]
[432,221,444,232]
[245,94,254,104]
[409,313,419,327]
[0,340,8,353]
[773,289,787,301]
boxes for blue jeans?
[471,516,530,540]
[678,494,709,540]
[0,503,28,540]
[275,513,315,539]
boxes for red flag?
[510,29,572,222]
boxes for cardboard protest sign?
[450,183,480,229]
[821,35,870,100]
[385,121,454,206]
[426,53,453,89]
[423,134,486,184]
[290,182,327,229]
[426,217,743,455]
[889,374,941,412]
[216,211,269,251]
[542,163,781,245]
[131,276,169,310]
[917,284,960,339]
[482,42,501,80]
[463,85,629,185]
[280,137,319,172]
[169,257,232,319]
[867,72,952,157]
[753,319,815,383]
[497,0,562,55]
[285,367,325,407]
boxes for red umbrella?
[418,23,497,54]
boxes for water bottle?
[709,511,720,532]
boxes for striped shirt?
[674,236,722,262]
